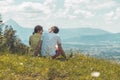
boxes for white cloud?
[68,15,77,19]
[105,11,114,22]
[74,9,94,18]
[43,0,54,5]
[64,0,118,11]
[1,0,120,32]
[0,0,14,13]
[53,9,67,18]
[87,0,118,10]
[6,0,14,4]
[0,0,14,4]
[64,0,88,10]
[18,2,51,15]
[65,0,90,5]
[114,7,120,19]
[0,0,55,27]
[63,0,94,20]
[104,7,120,23]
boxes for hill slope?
[0,53,120,80]
[59,28,111,41]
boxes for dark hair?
[52,26,59,33]
[33,25,43,34]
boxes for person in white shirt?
[37,26,66,59]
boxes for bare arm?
[57,43,66,58]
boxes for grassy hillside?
[0,52,120,80]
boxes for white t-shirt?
[41,32,61,56]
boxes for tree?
[0,16,29,54]
[3,25,29,54]
[0,14,4,50]
[3,25,16,52]
[0,14,3,24]
[0,14,3,36]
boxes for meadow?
[0,51,120,80]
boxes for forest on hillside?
[0,24,28,54]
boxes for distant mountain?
[60,28,110,36]
[65,33,120,44]
[59,28,111,43]
[5,19,23,30]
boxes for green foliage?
[0,25,29,54]
[0,52,120,80]
[0,26,2,36]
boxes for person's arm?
[57,43,66,58]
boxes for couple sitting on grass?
[29,25,66,59]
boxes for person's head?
[33,25,43,34]
[49,26,59,34]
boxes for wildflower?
[20,63,23,65]
[91,71,100,77]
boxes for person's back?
[40,26,66,59]
[41,32,61,56]
[29,25,43,56]
[29,33,42,50]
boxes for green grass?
[0,52,120,80]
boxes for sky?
[0,0,120,33]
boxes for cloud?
[74,9,94,18]
[0,0,14,13]
[0,0,55,27]
[64,0,118,11]
[18,2,43,12]
[0,0,14,4]
[0,0,120,32]
[64,0,90,6]
[105,7,120,23]
[63,0,94,19]
[17,2,52,15]
[43,0,54,5]
[114,7,120,19]
[86,0,118,10]
[105,11,114,22]
[6,0,14,4]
